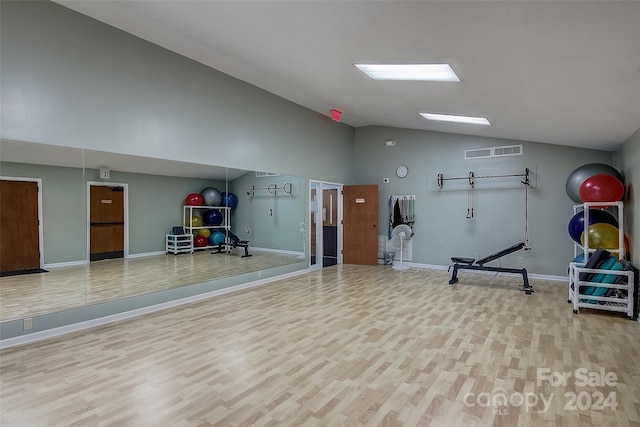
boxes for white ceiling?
[54,1,640,152]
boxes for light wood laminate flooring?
[2,265,640,426]
[0,250,303,321]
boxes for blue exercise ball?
[203,209,223,226]
[221,192,238,210]
[200,187,222,206]
[208,230,226,246]
[565,163,623,204]
[568,209,618,244]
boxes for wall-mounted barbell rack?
[436,168,530,189]
[245,182,293,197]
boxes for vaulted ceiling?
[55,1,640,151]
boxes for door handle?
[373,224,376,228]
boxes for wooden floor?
[0,250,303,322]
[2,265,640,426]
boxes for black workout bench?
[212,230,253,258]
[448,242,533,295]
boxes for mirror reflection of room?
[0,141,307,322]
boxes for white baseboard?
[0,268,309,349]
[44,260,86,269]
[127,251,166,259]
[390,261,568,282]
[251,247,305,257]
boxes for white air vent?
[465,148,492,159]
[465,145,523,159]
[493,145,522,157]
[255,171,280,177]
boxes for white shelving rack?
[183,205,231,250]
[568,201,637,319]
[165,233,193,254]
[572,201,624,260]
[568,262,636,319]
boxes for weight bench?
[212,230,253,257]
[448,242,533,295]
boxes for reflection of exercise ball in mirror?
[185,193,204,206]
[221,192,239,209]
[209,230,226,246]
[197,228,211,239]
[185,215,203,227]
[200,187,222,206]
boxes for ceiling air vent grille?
[465,148,492,159]
[493,145,522,157]
[255,171,280,177]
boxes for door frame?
[308,180,343,270]
[86,181,129,261]
[1,176,44,269]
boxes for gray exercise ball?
[565,163,623,203]
[200,187,222,206]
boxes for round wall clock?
[396,165,409,178]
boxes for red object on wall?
[331,109,342,122]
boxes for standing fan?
[392,224,413,270]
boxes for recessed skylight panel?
[354,63,460,81]
[420,113,491,126]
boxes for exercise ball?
[209,230,226,246]
[579,174,624,203]
[194,235,208,247]
[565,163,623,203]
[200,187,222,206]
[203,209,223,226]
[185,215,203,227]
[221,192,239,210]
[567,209,618,243]
[197,228,211,239]
[581,223,619,250]
[185,193,204,206]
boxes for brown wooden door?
[343,185,378,265]
[0,180,41,273]
[90,185,124,261]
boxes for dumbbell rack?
[568,201,637,319]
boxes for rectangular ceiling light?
[354,63,460,81]
[420,113,491,125]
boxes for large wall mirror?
[0,139,308,329]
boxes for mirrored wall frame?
[0,140,309,340]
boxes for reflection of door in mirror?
[0,179,41,274]
[89,185,125,261]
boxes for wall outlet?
[518,256,524,265]
[383,177,390,183]
[245,226,250,234]
[23,317,33,331]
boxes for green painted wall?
[1,161,225,263]
[0,1,354,183]
[353,126,615,277]
[613,128,640,265]
[229,172,307,252]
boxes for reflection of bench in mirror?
[212,230,252,258]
